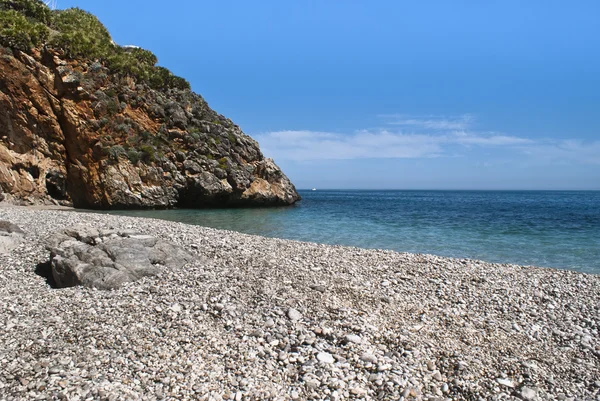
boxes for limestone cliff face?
[0,46,300,208]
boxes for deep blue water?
[107,190,600,274]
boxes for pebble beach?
[0,206,599,401]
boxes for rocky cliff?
[0,3,299,209]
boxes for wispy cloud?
[254,113,599,165]
[520,140,600,165]
[255,129,533,161]
[256,130,442,160]
[379,113,475,130]
[452,131,533,146]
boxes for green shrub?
[130,47,157,66]
[106,48,146,78]
[127,149,140,164]
[0,0,52,24]
[1,1,192,92]
[50,8,112,58]
[105,99,119,116]
[148,66,190,91]
[139,144,156,163]
[115,123,130,134]
[106,145,126,160]
[0,9,48,51]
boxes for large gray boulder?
[46,226,193,289]
[0,220,24,254]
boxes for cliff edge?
[0,1,299,208]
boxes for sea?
[107,190,600,274]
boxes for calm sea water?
[107,190,600,274]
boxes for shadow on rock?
[35,261,58,288]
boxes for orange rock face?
[0,46,300,208]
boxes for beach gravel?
[0,206,599,400]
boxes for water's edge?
[103,190,600,274]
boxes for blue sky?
[58,0,599,189]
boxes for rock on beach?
[46,226,192,289]
[0,206,599,400]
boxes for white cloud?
[255,129,535,161]
[452,131,534,146]
[379,114,475,130]
[254,113,599,165]
[520,140,600,165]
[255,130,442,160]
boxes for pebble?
[520,387,537,400]
[496,378,516,388]
[287,308,302,322]
[0,208,597,401]
[344,334,362,344]
[360,353,377,364]
[316,352,335,364]
[350,387,368,396]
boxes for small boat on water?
[312,188,316,191]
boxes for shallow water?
[107,190,600,274]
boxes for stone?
[520,387,537,400]
[304,379,320,389]
[316,352,334,364]
[360,353,377,364]
[287,308,302,322]
[350,387,367,396]
[1,206,599,401]
[309,284,327,293]
[344,334,362,344]
[46,227,193,289]
[377,363,392,372]
[0,220,24,254]
[496,378,516,388]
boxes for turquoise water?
[107,190,600,274]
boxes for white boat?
[311,188,316,191]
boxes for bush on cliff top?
[49,7,112,59]
[0,0,51,24]
[0,9,48,51]
[0,0,190,91]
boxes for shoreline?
[0,207,598,400]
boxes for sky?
[57,0,600,189]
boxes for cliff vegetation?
[0,0,300,208]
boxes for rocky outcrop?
[0,45,300,208]
[46,226,192,289]
[0,220,24,254]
